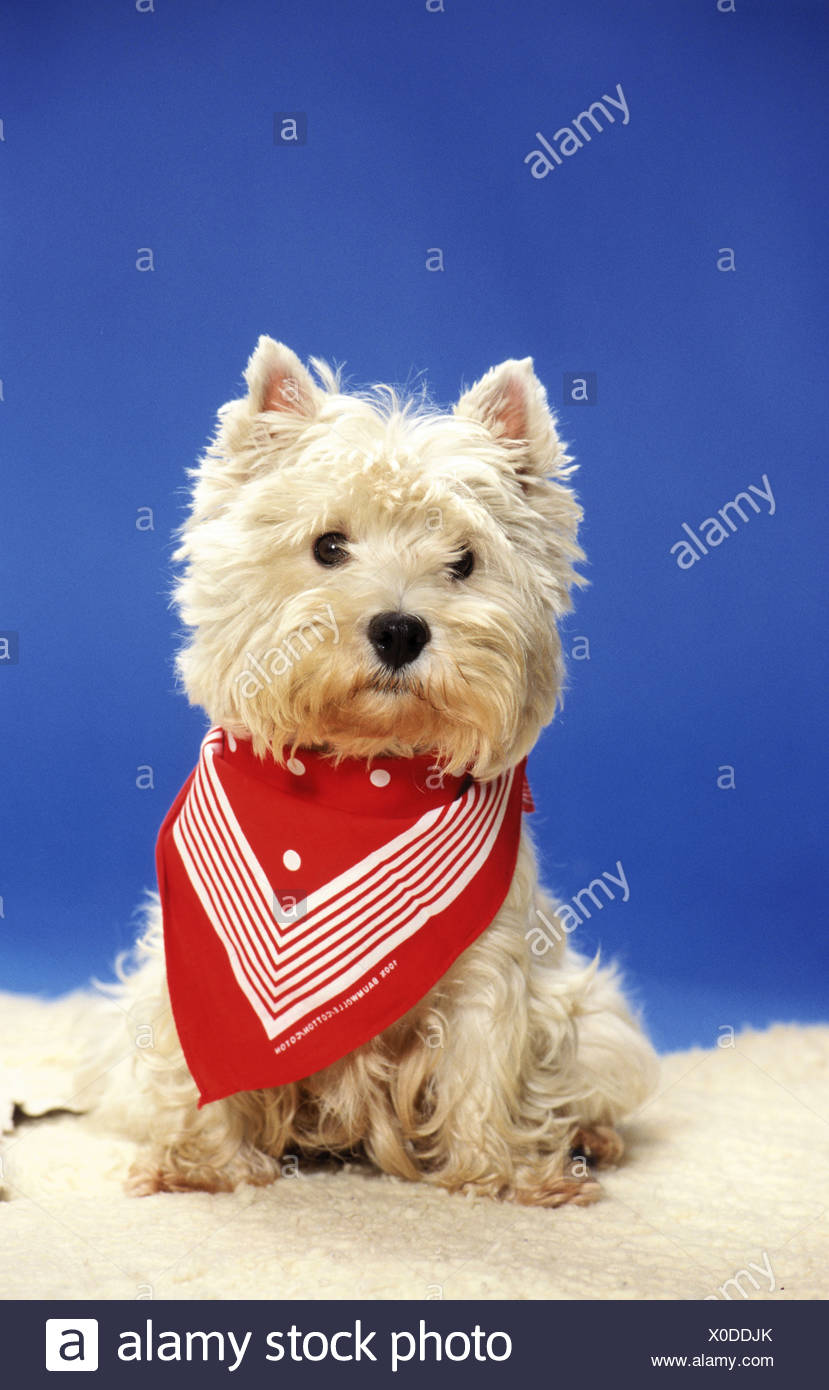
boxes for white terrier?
[88,337,657,1206]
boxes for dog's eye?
[448,547,475,581]
[313,532,349,567]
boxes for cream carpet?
[1,991,827,1300]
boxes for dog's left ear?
[454,358,567,483]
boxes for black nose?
[368,611,431,670]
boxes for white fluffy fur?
[85,338,658,1205]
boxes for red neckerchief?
[156,727,534,1105]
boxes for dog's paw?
[125,1142,285,1196]
[453,1162,603,1207]
[125,1157,234,1197]
[513,1173,603,1207]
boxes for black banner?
[2,1299,819,1385]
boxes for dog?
[87,336,657,1206]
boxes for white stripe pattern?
[172,729,515,1041]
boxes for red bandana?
[156,727,533,1105]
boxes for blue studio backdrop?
[2,0,826,1051]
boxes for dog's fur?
[86,337,658,1206]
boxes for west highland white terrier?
[88,336,657,1206]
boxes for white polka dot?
[226,731,237,752]
[283,849,301,871]
[287,757,306,775]
[369,768,391,787]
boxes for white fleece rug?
[0,992,827,1301]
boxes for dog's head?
[174,336,585,778]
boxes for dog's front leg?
[113,917,294,1196]
[125,1037,294,1196]
[409,852,604,1206]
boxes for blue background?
[2,0,826,1051]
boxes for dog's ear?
[188,339,326,511]
[454,358,566,481]
[244,336,324,418]
[455,358,585,595]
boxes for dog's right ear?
[186,340,326,515]
[244,336,324,419]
